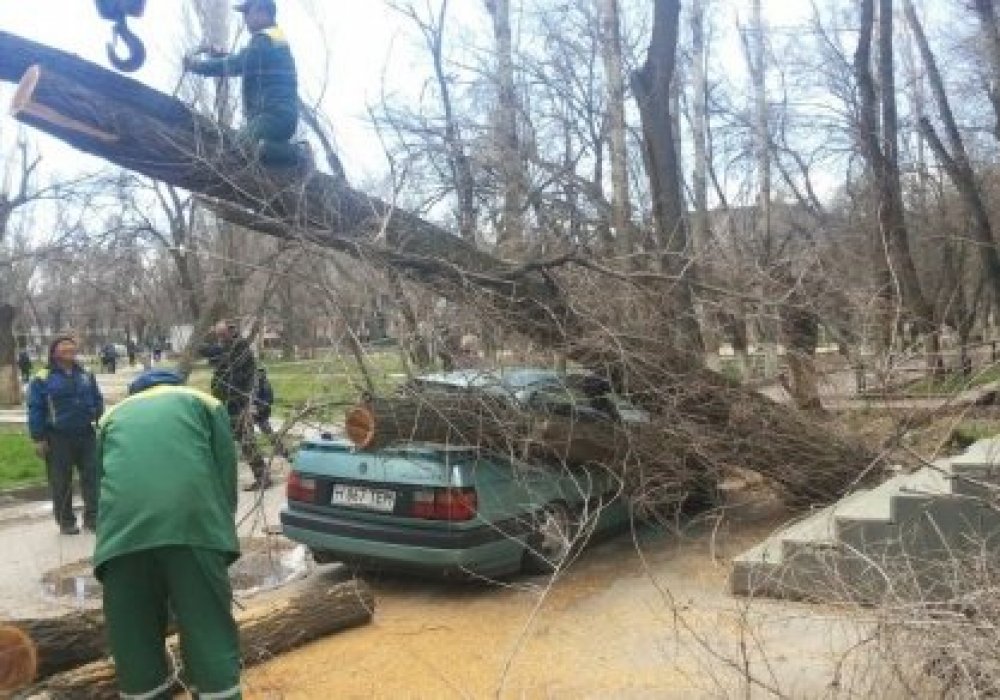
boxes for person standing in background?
[27,336,103,535]
[210,321,271,490]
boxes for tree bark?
[17,570,373,699]
[9,612,105,681]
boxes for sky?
[0,0,828,188]
[0,0,476,183]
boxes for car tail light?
[287,472,316,503]
[409,487,477,521]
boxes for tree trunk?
[0,32,881,508]
[855,0,935,336]
[18,570,373,699]
[597,0,634,257]
[486,0,524,252]
[904,0,1000,309]
[972,0,1000,141]
[630,0,703,354]
[0,303,21,406]
[749,0,771,262]
[689,0,710,268]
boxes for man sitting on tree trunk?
[184,0,305,169]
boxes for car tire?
[522,501,578,574]
[309,547,339,565]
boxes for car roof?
[415,367,562,390]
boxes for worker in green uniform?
[94,369,241,699]
[184,0,302,167]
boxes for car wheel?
[309,547,338,565]
[522,501,577,574]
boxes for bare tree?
[485,0,526,253]
[631,0,703,353]
[903,0,1000,314]
[597,0,634,257]
[854,0,937,365]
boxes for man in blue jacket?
[27,336,104,535]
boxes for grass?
[902,364,1000,396]
[0,425,45,489]
[189,351,410,424]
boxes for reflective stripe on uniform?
[198,684,242,699]
[261,25,287,45]
[99,384,221,427]
[119,673,176,700]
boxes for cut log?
[9,612,105,681]
[17,568,373,699]
[0,31,883,508]
[346,394,630,467]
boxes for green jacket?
[93,385,239,578]
[188,24,298,124]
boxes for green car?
[280,369,637,578]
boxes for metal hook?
[106,19,146,73]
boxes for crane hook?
[106,19,146,73]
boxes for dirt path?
[242,516,897,699]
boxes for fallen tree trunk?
[0,31,883,507]
[18,568,373,699]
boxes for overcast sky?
[0,0,473,182]
[0,1,830,194]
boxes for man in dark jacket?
[184,0,301,167]
[252,366,287,458]
[16,349,31,384]
[210,322,270,490]
[95,368,241,699]
[27,336,104,534]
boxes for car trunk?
[290,438,479,523]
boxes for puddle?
[231,538,312,597]
[40,538,312,608]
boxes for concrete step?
[730,438,1000,603]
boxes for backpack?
[255,369,274,410]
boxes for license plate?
[331,484,396,512]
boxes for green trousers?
[239,111,300,167]
[100,546,242,699]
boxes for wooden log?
[9,612,105,681]
[17,568,374,699]
[346,394,630,466]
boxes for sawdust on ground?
[239,507,892,700]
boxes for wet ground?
[240,508,901,699]
[0,461,291,620]
[0,472,913,698]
